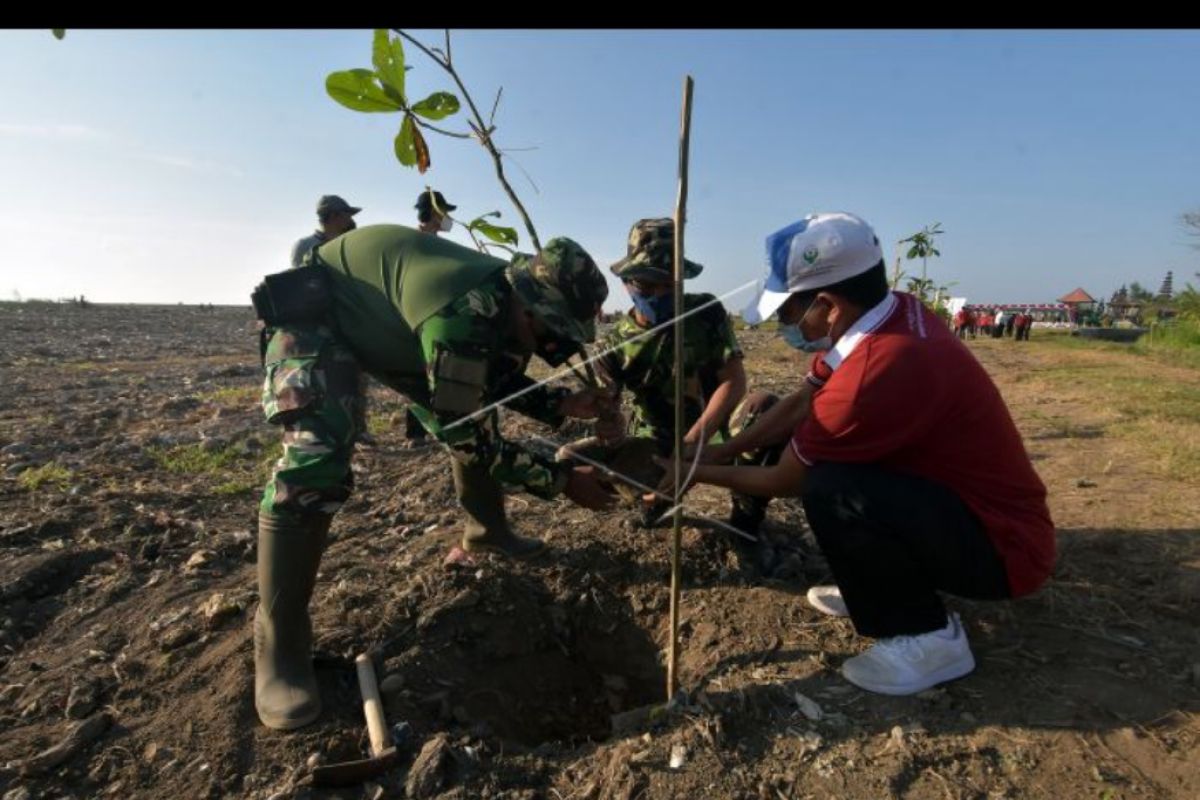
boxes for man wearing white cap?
[670,212,1055,696]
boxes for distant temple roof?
[1057,287,1096,304]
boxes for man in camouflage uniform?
[253,224,615,731]
[559,218,783,565]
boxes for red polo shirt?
[792,292,1054,596]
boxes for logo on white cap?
[742,212,883,325]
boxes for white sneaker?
[807,585,850,618]
[841,613,975,696]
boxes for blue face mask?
[630,291,674,325]
[780,324,832,352]
[779,297,833,352]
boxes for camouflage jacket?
[596,293,743,451]
[409,274,572,500]
[306,225,573,500]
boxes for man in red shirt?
[952,308,969,339]
[672,212,1055,695]
[978,311,993,338]
[1014,310,1032,341]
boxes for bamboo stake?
[667,75,694,701]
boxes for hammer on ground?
[310,652,399,787]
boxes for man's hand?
[652,455,699,496]
[679,440,729,463]
[654,439,731,493]
[563,465,617,510]
[698,441,737,465]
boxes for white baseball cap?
[743,212,884,325]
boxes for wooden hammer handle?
[355,653,391,757]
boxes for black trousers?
[802,462,1011,638]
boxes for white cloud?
[143,154,244,178]
[0,122,109,141]
[0,122,244,179]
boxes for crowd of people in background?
[952,307,1034,341]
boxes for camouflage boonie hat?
[610,218,703,281]
[507,237,608,344]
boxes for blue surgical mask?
[630,292,674,325]
[780,324,832,352]
[779,296,832,352]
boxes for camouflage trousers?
[258,324,511,539]
[557,391,784,527]
[258,323,364,519]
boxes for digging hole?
[382,568,666,745]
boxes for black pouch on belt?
[251,264,332,325]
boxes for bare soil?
[0,303,1197,800]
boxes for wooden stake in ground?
[667,74,694,702]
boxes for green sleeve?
[412,285,569,499]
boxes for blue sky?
[2,29,1197,310]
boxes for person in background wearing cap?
[252,224,617,731]
[290,195,374,443]
[291,194,362,268]
[663,212,1054,696]
[416,189,457,235]
[557,218,784,574]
